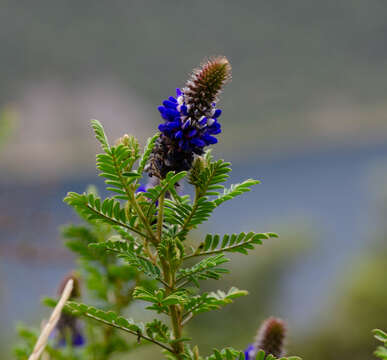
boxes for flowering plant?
[15,57,302,360]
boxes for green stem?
[111,150,158,245]
[162,262,184,357]
[84,312,174,353]
[157,193,184,358]
[128,190,158,245]
[157,192,165,242]
[179,187,199,236]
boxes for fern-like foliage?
[214,179,260,207]
[164,196,216,240]
[138,133,159,175]
[206,348,244,360]
[92,120,142,199]
[176,254,230,287]
[61,301,174,353]
[64,192,146,237]
[89,240,161,280]
[163,151,260,241]
[185,232,278,259]
[182,287,248,320]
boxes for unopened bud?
[188,156,207,186]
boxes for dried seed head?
[254,317,287,358]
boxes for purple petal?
[199,117,207,126]
[187,129,197,138]
[136,185,147,193]
[190,138,206,147]
[213,109,222,118]
[158,123,168,132]
[165,121,180,130]
[165,108,180,120]
[163,100,178,109]
[180,104,188,115]
[72,332,85,347]
[203,134,218,144]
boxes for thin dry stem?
[28,279,74,360]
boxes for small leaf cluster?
[374,329,387,359]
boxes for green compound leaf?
[164,152,231,240]
[138,133,159,175]
[89,240,161,280]
[206,347,244,360]
[64,192,145,238]
[183,287,248,319]
[169,152,260,241]
[177,254,230,287]
[189,151,231,198]
[144,170,187,208]
[164,196,216,241]
[61,301,174,353]
[91,119,110,152]
[92,120,142,200]
[214,179,260,207]
[65,301,143,333]
[186,232,278,258]
[145,319,171,343]
[374,329,387,343]
[133,287,188,313]
[374,329,387,359]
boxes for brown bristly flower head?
[254,317,287,358]
[184,56,231,118]
[57,271,81,299]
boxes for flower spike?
[146,56,231,179]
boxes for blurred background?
[1,1,387,359]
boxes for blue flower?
[244,344,255,360]
[55,314,85,348]
[146,57,230,179]
[57,326,85,347]
[136,184,147,193]
[157,88,222,153]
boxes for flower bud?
[115,134,140,162]
[188,155,206,186]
